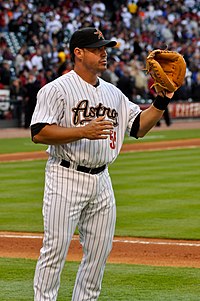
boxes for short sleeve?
[31,84,65,126]
[126,100,142,136]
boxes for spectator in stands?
[120,6,132,29]
[133,36,143,57]
[0,5,10,32]
[24,72,41,128]
[0,60,12,88]
[129,60,148,99]
[10,78,25,127]
[46,12,63,44]
[51,45,59,65]
[41,44,54,70]
[2,46,15,61]
[31,48,44,72]
[100,58,119,86]
[56,46,68,75]
[117,66,135,102]
[23,51,33,71]
[27,33,40,48]
[36,69,47,87]
[128,1,138,15]
[44,67,56,83]
[57,59,72,76]
[14,47,26,75]
[191,71,200,102]
[10,78,25,100]
[173,78,191,101]
[91,0,106,18]
[27,14,42,40]
[18,67,29,87]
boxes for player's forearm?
[137,93,173,137]
[137,105,164,137]
[32,124,85,145]
[32,117,113,144]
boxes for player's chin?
[98,62,107,72]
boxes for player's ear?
[74,47,84,61]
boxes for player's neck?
[74,67,98,86]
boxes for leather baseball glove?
[146,49,186,94]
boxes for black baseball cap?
[69,27,117,56]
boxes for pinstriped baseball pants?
[34,161,116,301]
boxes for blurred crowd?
[0,0,200,126]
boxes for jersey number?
[110,130,116,149]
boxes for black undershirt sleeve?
[31,123,49,140]
[130,112,141,139]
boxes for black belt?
[60,160,106,174]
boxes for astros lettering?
[72,100,119,126]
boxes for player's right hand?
[83,116,114,140]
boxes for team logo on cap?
[94,29,104,40]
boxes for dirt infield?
[0,137,200,162]
[0,121,200,267]
[0,232,200,268]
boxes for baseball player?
[31,27,174,301]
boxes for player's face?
[82,47,108,73]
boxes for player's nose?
[100,46,107,55]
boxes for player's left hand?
[146,49,186,95]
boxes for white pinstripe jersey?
[31,70,141,168]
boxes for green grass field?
[124,128,200,144]
[0,258,200,301]
[0,128,200,300]
[0,148,200,238]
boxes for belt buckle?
[71,162,78,170]
[88,168,93,174]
